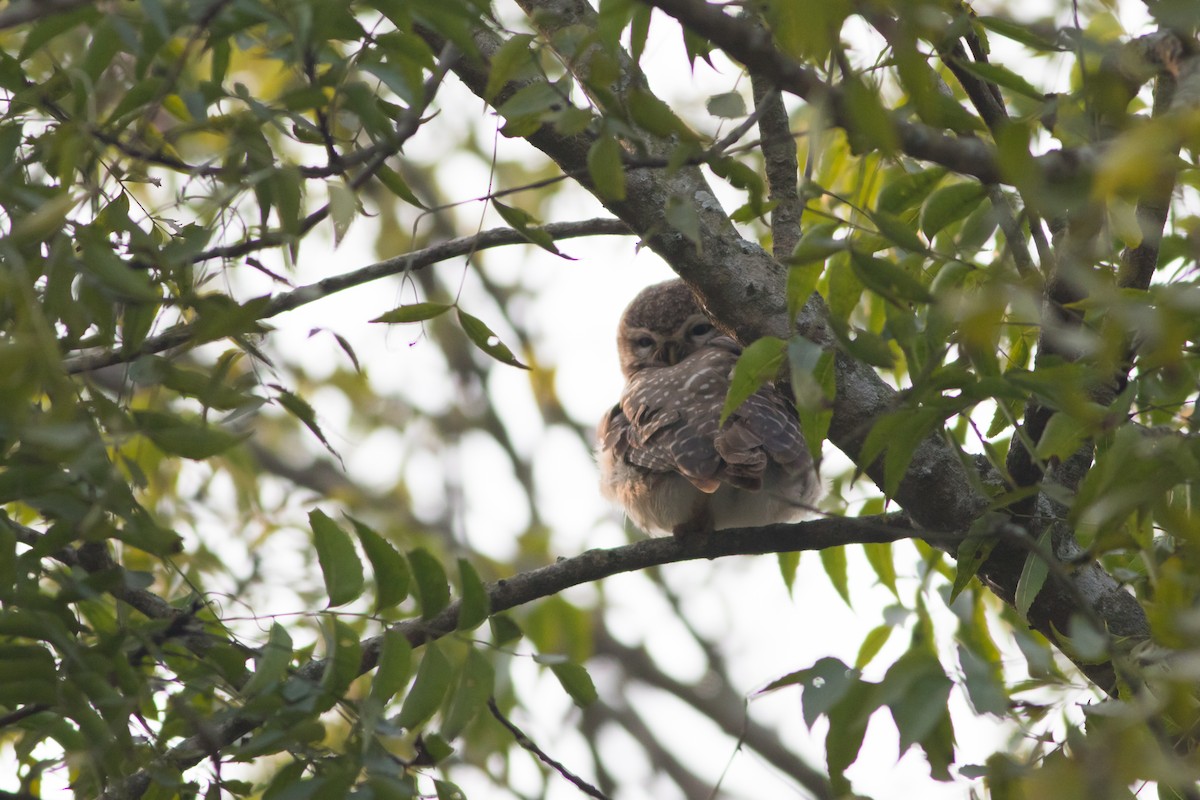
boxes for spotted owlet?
[598,279,819,537]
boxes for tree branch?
[64,217,631,373]
[0,0,94,29]
[99,514,912,800]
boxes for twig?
[488,698,609,800]
[0,0,94,30]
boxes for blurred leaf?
[456,559,489,631]
[854,625,893,670]
[705,91,746,118]
[396,641,452,730]
[778,550,800,594]
[871,209,926,252]
[720,336,786,425]
[318,619,363,711]
[876,167,947,214]
[587,135,627,200]
[457,309,530,370]
[133,410,245,460]
[372,302,454,323]
[849,250,933,306]
[241,623,293,698]
[951,513,1004,601]
[408,547,450,619]
[310,510,364,607]
[273,386,339,459]
[369,628,413,707]
[862,542,898,597]
[549,662,597,707]
[1015,529,1052,618]
[485,33,537,100]
[921,183,988,240]
[441,647,494,738]
[820,546,850,605]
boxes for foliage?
[1,0,1200,798]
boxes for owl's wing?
[715,386,814,498]
[610,344,741,493]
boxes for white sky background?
[0,0,1163,797]
[240,1,1156,798]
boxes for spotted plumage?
[598,280,819,536]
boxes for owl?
[598,280,819,537]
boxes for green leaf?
[789,221,845,267]
[875,167,947,214]
[920,183,988,239]
[132,410,245,460]
[318,618,363,711]
[369,628,413,707]
[849,249,933,305]
[951,512,1004,601]
[720,336,786,425]
[862,542,898,597]
[549,662,598,707]
[664,194,702,249]
[854,625,893,670]
[396,641,453,730]
[870,210,926,252]
[327,178,357,244]
[408,547,450,619]
[350,517,410,612]
[273,386,338,458]
[957,645,1009,716]
[843,74,898,154]
[456,309,529,369]
[777,550,800,594]
[1015,529,1052,618]
[441,647,494,738]
[485,33,536,100]
[1035,412,1090,462]
[819,546,850,605]
[489,615,523,646]
[371,302,453,324]
[241,623,293,698]
[954,58,1045,101]
[456,559,489,631]
[492,199,570,258]
[880,651,953,755]
[705,91,746,118]
[587,135,627,201]
[310,510,365,607]
[790,340,834,461]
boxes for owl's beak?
[659,341,682,366]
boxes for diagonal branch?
[64,217,631,373]
[0,0,95,29]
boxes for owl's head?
[616,279,721,377]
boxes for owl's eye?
[689,322,714,337]
[635,336,655,349]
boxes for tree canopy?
[1,0,1199,798]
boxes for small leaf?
[871,210,926,252]
[777,551,799,594]
[492,199,571,258]
[310,510,364,607]
[273,386,339,459]
[369,628,413,707]
[485,33,536,100]
[396,641,452,730]
[789,221,845,267]
[132,410,245,460]
[408,547,450,619]
[441,648,494,738]
[849,250,933,305]
[951,512,1004,601]
[1015,529,1052,618]
[587,135,626,200]
[862,542,898,597]
[327,178,357,244]
[457,309,530,369]
[549,662,597,707]
[318,618,363,710]
[720,336,786,425]
[875,167,947,214]
[456,559,489,631]
[854,625,893,670]
[705,91,746,118]
[664,194,702,249]
[371,302,453,324]
[1035,412,1090,462]
[820,546,850,605]
[920,182,988,239]
[350,517,410,612]
[241,623,293,698]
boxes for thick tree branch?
[99,514,912,800]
